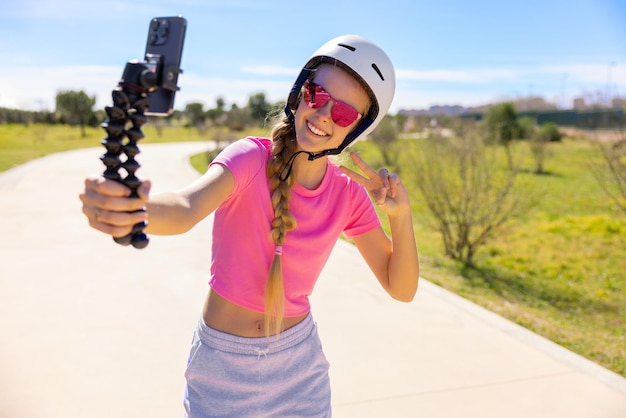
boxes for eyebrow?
[311,79,369,113]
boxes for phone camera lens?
[157,22,169,38]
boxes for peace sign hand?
[339,152,410,216]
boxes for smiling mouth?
[307,121,329,137]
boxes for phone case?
[144,16,187,116]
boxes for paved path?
[1,142,624,418]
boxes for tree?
[409,128,535,265]
[247,92,270,122]
[55,90,95,137]
[483,102,521,168]
[225,104,249,131]
[529,122,562,175]
[184,102,206,130]
[206,96,227,125]
[590,131,626,214]
[368,114,400,170]
[517,116,536,140]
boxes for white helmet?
[285,34,396,157]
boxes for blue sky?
[2,0,625,113]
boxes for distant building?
[511,96,557,112]
[398,105,467,117]
[573,98,586,110]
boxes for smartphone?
[144,16,187,116]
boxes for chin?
[296,139,334,155]
[296,130,341,154]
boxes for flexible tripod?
[99,60,158,249]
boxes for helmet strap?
[285,68,315,124]
[278,149,338,182]
[278,151,308,182]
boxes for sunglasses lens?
[304,82,330,109]
[303,80,361,127]
[331,103,360,127]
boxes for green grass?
[365,137,626,377]
[2,123,625,377]
[0,123,267,172]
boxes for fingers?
[137,180,151,201]
[85,176,131,197]
[338,165,367,185]
[82,205,147,237]
[340,152,382,186]
[348,152,378,177]
[348,152,396,186]
[341,152,406,207]
[378,167,390,189]
[80,177,147,212]
[386,173,400,199]
[79,176,150,237]
[82,205,147,227]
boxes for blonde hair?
[264,113,298,336]
[262,64,372,336]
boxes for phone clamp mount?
[99,56,166,249]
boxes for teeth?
[308,121,328,136]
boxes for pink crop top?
[208,137,380,317]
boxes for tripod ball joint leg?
[99,61,153,249]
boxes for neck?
[292,155,328,190]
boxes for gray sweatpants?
[183,313,332,417]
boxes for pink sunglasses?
[302,80,363,127]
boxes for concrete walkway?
[1,142,624,418]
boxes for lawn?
[0,123,267,172]
[370,135,625,377]
[2,123,624,377]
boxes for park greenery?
[1,90,624,378]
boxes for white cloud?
[392,88,502,111]
[540,63,626,85]
[3,62,625,112]
[2,65,120,110]
[397,63,626,86]
[7,0,167,20]
[178,72,291,108]
[396,68,522,83]
[240,65,299,77]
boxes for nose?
[315,99,334,122]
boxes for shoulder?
[216,136,271,161]
[210,137,272,189]
[211,137,271,170]
[243,136,273,153]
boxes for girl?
[80,35,419,417]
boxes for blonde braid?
[264,114,298,336]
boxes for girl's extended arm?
[145,164,234,235]
[80,164,234,237]
[339,152,419,301]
